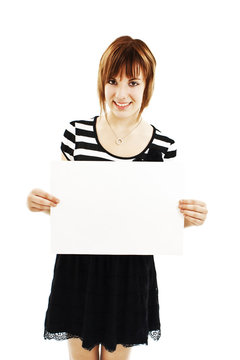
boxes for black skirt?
[44,254,161,352]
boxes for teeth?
[116,102,130,107]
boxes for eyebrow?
[111,77,142,81]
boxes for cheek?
[104,86,114,101]
[134,88,144,103]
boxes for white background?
[0,0,239,359]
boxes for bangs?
[106,48,146,81]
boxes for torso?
[95,116,154,158]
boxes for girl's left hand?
[178,199,208,226]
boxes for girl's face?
[104,68,145,120]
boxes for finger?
[184,215,203,226]
[30,202,53,210]
[30,205,49,212]
[32,189,60,203]
[182,210,206,220]
[30,206,42,212]
[179,199,206,207]
[31,194,57,207]
[179,204,208,214]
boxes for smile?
[113,101,132,110]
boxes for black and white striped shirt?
[61,115,177,162]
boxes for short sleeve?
[60,121,75,160]
[163,139,177,160]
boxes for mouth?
[113,101,132,110]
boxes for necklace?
[104,115,143,145]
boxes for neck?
[104,112,142,130]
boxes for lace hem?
[44,329,161,352]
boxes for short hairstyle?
[97,35,157,122]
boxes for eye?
[129,81,139,87]
[108,79,116,85]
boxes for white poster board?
[50,161,185,255]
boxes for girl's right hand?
[27,188,60,212]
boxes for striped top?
[61,115,177,162]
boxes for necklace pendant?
[116,138,123,145]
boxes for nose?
[115,83,129,101]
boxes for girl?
[27,36,208,360]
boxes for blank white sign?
[50,161,185,255]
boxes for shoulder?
[65,117,96,132]
[61,118,94,143]
[60,117,95,159]
[61,117,95,138]
[66,117,95,127]
[152,126,176,147]
[149,125,177,160]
